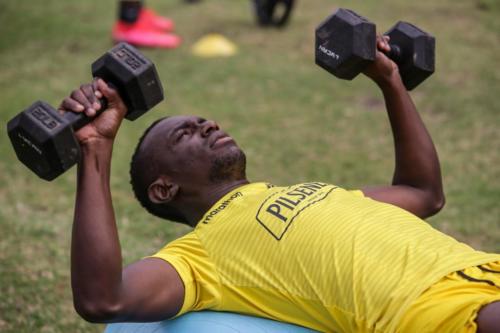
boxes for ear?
[147,177,179,204]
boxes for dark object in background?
[253,0,295,27]
[315,8,435,90]
[119,0,143,23]
[7,43,164,181]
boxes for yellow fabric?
[397,261,500,333]
[151,182,500,332]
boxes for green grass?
[0,0,499,331]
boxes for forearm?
[71,139,123,318]
[379,74,444,201]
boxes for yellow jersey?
[151,182,500,332]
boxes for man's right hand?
[58,78,128,145]
[363,35,400,87]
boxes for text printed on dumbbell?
[114,48,145,70]
[318,45,340,60]
[31,106,60,130]
[16,132,42,155]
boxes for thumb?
[96,78,128,116]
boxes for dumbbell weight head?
[91,42,163,120]
[7,42,164,181]
[315,8,376,80]
[7,101,81,180]
[384,22,435,90]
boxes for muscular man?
[61,37,500,332]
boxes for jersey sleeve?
[149,232,222,317]
[348,189,365,197]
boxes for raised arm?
[360,36,445,219]
[63,80,184,323]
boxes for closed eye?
[175,129,189,142]
[171,118,205,144]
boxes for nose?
[200,120,219,137]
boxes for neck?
[179,178,250,227]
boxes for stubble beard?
[209,148,247,184]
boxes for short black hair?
[129,117,187,224]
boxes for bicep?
[361,185,440,219]
[117,257,185,322]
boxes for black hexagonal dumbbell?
[315,8,435,90]
[7,42,164,181]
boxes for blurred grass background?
[0,0,499,331]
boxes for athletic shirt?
[151,182,500,332]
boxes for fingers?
[58,81,103,117]
[95,78,117,102]
[76,84,99,116]
[92,79,103,100]
[60,96,85,113]
[95,78,128,115]
[376,35,391,53]
[58,79,127,119]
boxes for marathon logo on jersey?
[202,191,243,224]
[256,182,337,240]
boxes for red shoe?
[112,21,181,49]
[139,8,175,32]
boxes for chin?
[209,147,247,183]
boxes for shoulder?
[153,231,204,258]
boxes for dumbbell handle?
[384,43,403,65]
[386,44,402,63]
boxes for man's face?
[147,115,247,185]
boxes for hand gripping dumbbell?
[315,8,435,90]
[7,42,164,181]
